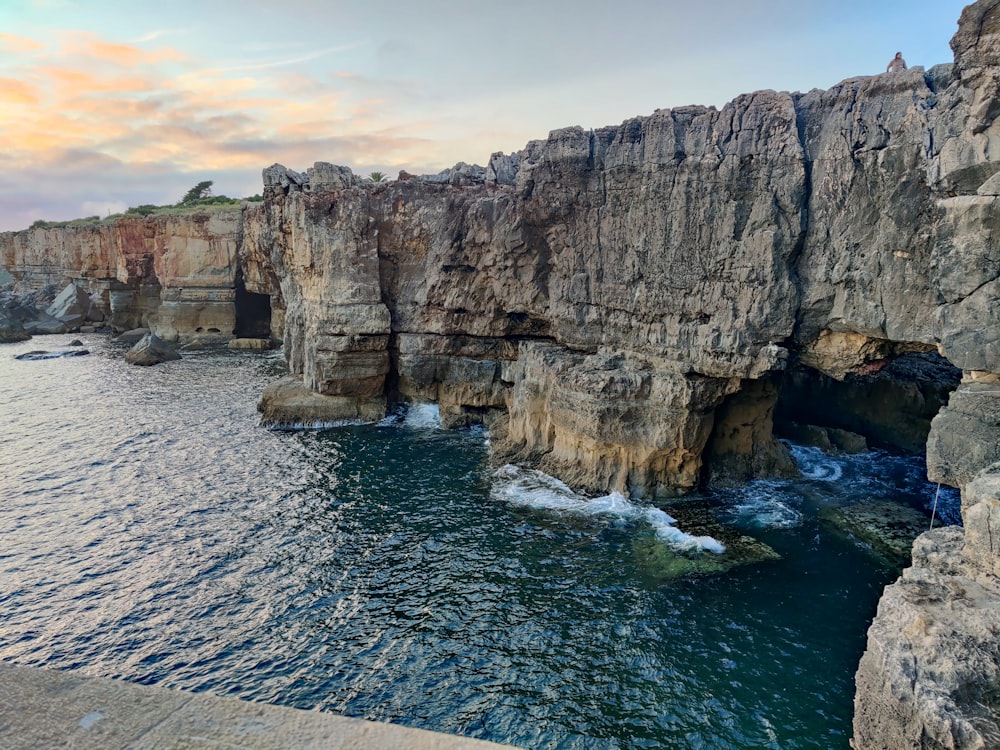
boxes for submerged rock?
[14,349,90,360]
[820,499,930,566]
[125,333,181,366]
[632,498,781,580]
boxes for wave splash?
[491,465,726,554]
[788,444,844,482]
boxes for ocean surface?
[0,333,960,749]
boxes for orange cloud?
[0,78,40,106]
[2,26,482,210]
[38,66,158,96]
[0,33,45,53]
[61,30,185,66]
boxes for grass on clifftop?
[28,189,263,230]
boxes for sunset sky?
[0,0,969,231]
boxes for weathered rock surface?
[125,333,181,366]
[0,211,245,341]
[853,522,1000,749]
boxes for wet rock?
[632,497,780,579]
[820,499,929,566]
[125,333,181,366]
[14,349,90,360]
[776,421,869,454]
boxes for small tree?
[180,180,213,205]
[369,172,386,183]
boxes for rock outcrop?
[239,0,998,501]
[125,333,181,366]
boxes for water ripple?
[0,334,946,748]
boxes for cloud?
[0,33,45,53]
[208,41,368,73]
[0,78,40,106]
[132,28,193,44]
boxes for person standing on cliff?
[886,52,907,73]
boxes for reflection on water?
[0,334,959,749]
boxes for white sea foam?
[492,465,726,554]
[401,403,442,429]
[788,444,844,482]
[723,493,803,529]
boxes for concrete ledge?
[0,663,517,749]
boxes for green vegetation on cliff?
[27,181,263,230]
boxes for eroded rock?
[125,333,181,366]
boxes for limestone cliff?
[239,2,998,501]
[0,210,246,341]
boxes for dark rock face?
[777,353,962,453]
[13,349,89,360]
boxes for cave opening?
[773,351,963,454]
[234,271,272,339]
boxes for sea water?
[0,333,959,749]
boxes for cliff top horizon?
[0,0,968,232]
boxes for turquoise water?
[0,334,958,748]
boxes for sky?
[0,0,971,231]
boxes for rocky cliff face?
[0,210,245,340]
[240,2,998,500]
[3,1,999,743]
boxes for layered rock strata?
[0,211,248,342]
[241,1,998,501]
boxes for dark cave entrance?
[234,271,272,338]
[773,351,962,454]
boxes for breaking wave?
[491,464,726,554]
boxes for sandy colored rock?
[258,375,385,428]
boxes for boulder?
[115,328,150,345]
[0,308,31,343]
[45,283,90,321]
[21,311,68,334]
[125,333,181,366]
